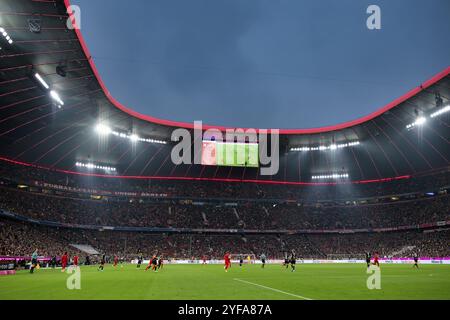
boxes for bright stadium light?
[109,128,166,144]
[430,105,450,118]
[290,141,359,152]
[50,90,64,106]
[34,73,49,89]
[95,123,112,135]
[312,173,349,180]
[0,27,13,45]
[96,122,168,145]
[415,117,426,125]
[129,134,139,142]
[75,162,116,172]
[406,117,427,130]
[140,137,167,144]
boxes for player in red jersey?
[61,252,68,272]
[145,255,158,271]
[372,252,380,267]
[202,255,207,265]
[151,255,158,271]
[113,255,119,268]
[73,255,79,267]
[224,252,231,272]
[145,256,155,271]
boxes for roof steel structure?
[0,0,449,184]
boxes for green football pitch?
[1,264,449,300]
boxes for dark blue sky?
[72,0,450,129]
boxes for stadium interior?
[0,0,449,270]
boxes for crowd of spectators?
[1,160,448,263]
[0,219,82,257]
[1,219,448,260]
[0,187,448,230]
[305,231,449,258]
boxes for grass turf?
[0,263,449,300]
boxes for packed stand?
[0,187,448,230]
[1,219,448,260]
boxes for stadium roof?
[0,0,449,184]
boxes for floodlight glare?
[312,173,349,180]
[76,161,116,172]
[95,123,112,135]
[130,134,139,142]
[98,124,167,144]
[430,105,450,118]
[50,90,64,106]
[290,140,360,152]
[35,73,49,89]
[406,116,427,129]
[415,117,426,126]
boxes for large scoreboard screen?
[201,141,259,167]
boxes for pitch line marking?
[233,278,313,300]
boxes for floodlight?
[50,90,64,106]
[95,123,112,135]
[35,73,49,89]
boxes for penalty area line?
[233,278,313,300]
